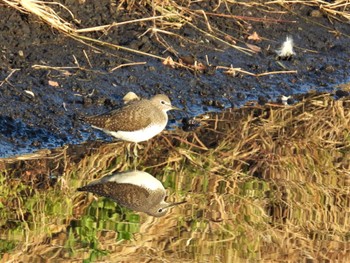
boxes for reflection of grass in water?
[0,171,75,258]
[137,92,350,261]
[66,198,140,262]
[1,93,350,261]
[0,239,16,255]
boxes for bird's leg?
[125,143,132,160]
[133,143,139,158]
[134,143,145,157]
[126,143,143,169]
[125,143,139,161]
[125,143,138,164]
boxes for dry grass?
[2,0,349,73]
[266,0,350,21]
[1,92,350,261]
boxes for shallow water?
[1,96,350,262]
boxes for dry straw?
[266,0,350,21]
[2,0,349,74]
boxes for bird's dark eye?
[161,100,166,104]
[158,208,163,213]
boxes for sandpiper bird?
[77,170,186,217]
[82,94,180,144]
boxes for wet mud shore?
[0,0,350,157]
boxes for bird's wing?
[83,102,153,132]
[79,182,151,211]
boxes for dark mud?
[0,1,350,157]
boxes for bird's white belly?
[107,171,164,191]
[105,124,166,143]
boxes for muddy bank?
[0,0,350,157]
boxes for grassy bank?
[1,92,350,262]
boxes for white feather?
[277,36,295,58]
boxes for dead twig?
[0,68,20,87]
[109,62,147,72]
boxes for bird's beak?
[171,105,184,111]
[165,200,187,209]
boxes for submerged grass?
[1,92,350,261]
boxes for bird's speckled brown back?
[83,99,167,132]
[77,182,167,213]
